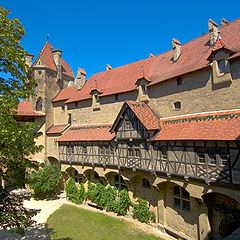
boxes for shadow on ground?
[0,223,72,240]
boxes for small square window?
[174,101,181,110]
[176,77,183,86]
[125,120,131,130]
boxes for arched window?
[36,97,43,111]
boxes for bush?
[28,164,61,199]
[133,198,155,223]
[65,177,85,204]
[115,188,131,216]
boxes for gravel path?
[0,197,67,240]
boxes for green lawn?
[47,204,161,240]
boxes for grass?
[47,204,161,240]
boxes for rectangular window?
[125,120,131,130]
[128,148,134,157]
[173,186,190,212]
[217,59,226,75]
[176,77,183,86]
[135,148,140,158]
[161,146,167,160]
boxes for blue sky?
[2,0,240,78]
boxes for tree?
[0,6,40,234]
[29,164,62,199]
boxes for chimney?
[172,38,181,62]
[106,64,112,70]
[208,19,219,46]
[25,54,34,67]
[149,53,154,58]
[74,67,86,90]
[52,49,62,80]
[221,18,229,26]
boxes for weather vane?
[46,34,50,42]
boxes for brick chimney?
[106,64,112,70]
[208,19,219,46]
[172,38,181,62]
[25,54,34,67]
[52,49,62,80]
[221,18,229,26]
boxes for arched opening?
[36,97,43,111]
[48,157,60,165]
[202,192,240,239]
[66,167,85,183]
[83,169,104,184]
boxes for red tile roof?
[155,109,240,141]
[17,101,45,117]
[47,124,70,135]
[57,124,115,142]
[110,101,159,133]
[52,86,78,102]
[65,18,240,103]
[65,58,153,103]
[33,42,74,78]
[126,101,159,130]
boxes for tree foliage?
[28,164,62,199]
[0,6,40,233]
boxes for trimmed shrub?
[28,164,61,199]
[133,198,155,223]
[65,177,85,204]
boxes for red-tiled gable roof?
[110,101,159,132]
[126,101,159,130]
[57,124,115,142]
[52,86,78,102]
[17,101,45,117]
[155,109,240,141]
[66,58,153,103]
[65,19,240,103]
[47,124,70,135]
[33,42,74,78]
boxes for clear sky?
[2,0,240,78]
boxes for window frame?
[173,186,190,212]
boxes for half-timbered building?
[19,18,240,240]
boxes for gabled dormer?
[90,88,102,111]
[135,77,151,102]
[110,101,159,140]
[207,38,234,85]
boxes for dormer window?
[94,93,100,103]
[217,59,226,75]
[141,85,147,94]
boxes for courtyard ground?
[0,196,174,240]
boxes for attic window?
[94,93,100,103]
[141,85,147,94]
[173,101,181,110]
[176,77,183,85]
[217,59,226,75]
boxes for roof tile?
[57,124,115,142]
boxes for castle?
[17,18,240,240]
